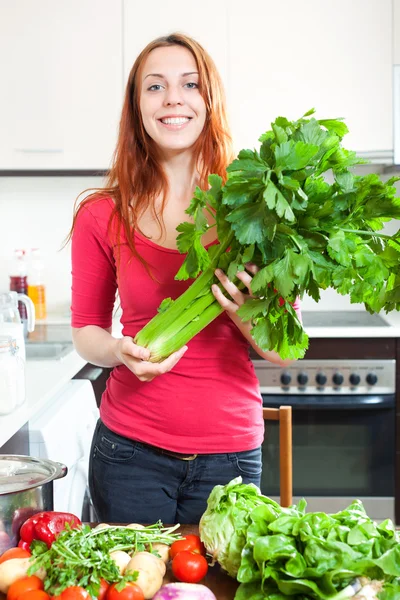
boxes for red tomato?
[7,576,44,600]
[18,591,50,600]
[97,579,109,600]
[57,587,90,600]
[170,535,206,559]
[171,550,208,583]
[106,582,144,600]
[0,547,31,564]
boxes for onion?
[152,582,217,599]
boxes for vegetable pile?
[199,477,400,600]
[25,522,180,598]
[135,109,400,361]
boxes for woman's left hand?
[211,263,259,340]
[211,264,291,366]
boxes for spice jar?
[0,336,24,415]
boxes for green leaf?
[251,264,275,294]
[272,123,288,144]
[175,237,211,280]
[263,181,295,222]
[318,118,349,138]
[176,222,197,253]
[237,298,271,322]
[227,149,267,178]
[157,297,174,314]
[225,201,267,244]
[273,252,296,297]
[275,140,320,171]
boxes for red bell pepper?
[19,511,82,548]
[17,539,31,552]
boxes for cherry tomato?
[0,547,31,564]
[171,550,208,583]
[57,587,90,600]
[170,535,206,559]
[7,576,44,600]
[18,591,50,600]
[106,582,144,600]
[97,579,110,600]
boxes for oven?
[252,311,398,523]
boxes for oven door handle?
[262,394,395,410]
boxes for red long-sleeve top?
[71,197,299,453]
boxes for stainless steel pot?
[0,455,67,552]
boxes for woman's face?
[139,45,207,156]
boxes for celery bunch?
[135,109,400,361]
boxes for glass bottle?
[28,248,47,320]
[9,249,28,323]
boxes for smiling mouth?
[159,117,191,125]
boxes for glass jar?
[0,336,24,415]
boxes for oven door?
[261,394,395,520]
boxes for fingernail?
[211,284,218,293]
[215,268,222,276]
[141,349,150,360]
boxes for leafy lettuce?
[199,478,400,599]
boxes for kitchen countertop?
[0,317,122,449]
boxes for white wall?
[0,176,104,314]
[0,172,399,315]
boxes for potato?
[131,568,163,600]
[126,551,166,576]
[109,550,132,574]
[150,543,170,563]
[92,523,112,531]
[0,558,46,594]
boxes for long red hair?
[68,33,234,271]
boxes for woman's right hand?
[113,336,188,382]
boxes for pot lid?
[0,455,67,494]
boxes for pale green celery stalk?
[145,294,224,362]
[134,232,234,361]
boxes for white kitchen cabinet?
[0,0,123,171]
[395,0,400,64]
[227,0,393,159]
[123,0,229,92]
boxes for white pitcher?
[0,291,35,361]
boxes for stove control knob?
[366,373,378,386]
[332,372,344,386]
[297,372,308,386]
[280,372,291,386]
[315,373,327,386]
[349,373,361,386]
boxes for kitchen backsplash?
[1,171,399,315]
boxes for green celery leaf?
[157,297,174,314]
[251,264,275,295]
[275,140,320,171]
[227,149,267,178]
[176,222,197,253]
[273,251,296,297]
[175,237,211,280]
[226,201,267,244]
[237,298,271,322]
[318,118,349,138]
[263,181,295,222]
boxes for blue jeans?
[89,420,262,524]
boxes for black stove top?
[302,311,389,328]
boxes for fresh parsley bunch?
[135,109,400,361]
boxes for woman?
[70,33,300,524]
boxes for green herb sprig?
[28,522,180,597]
